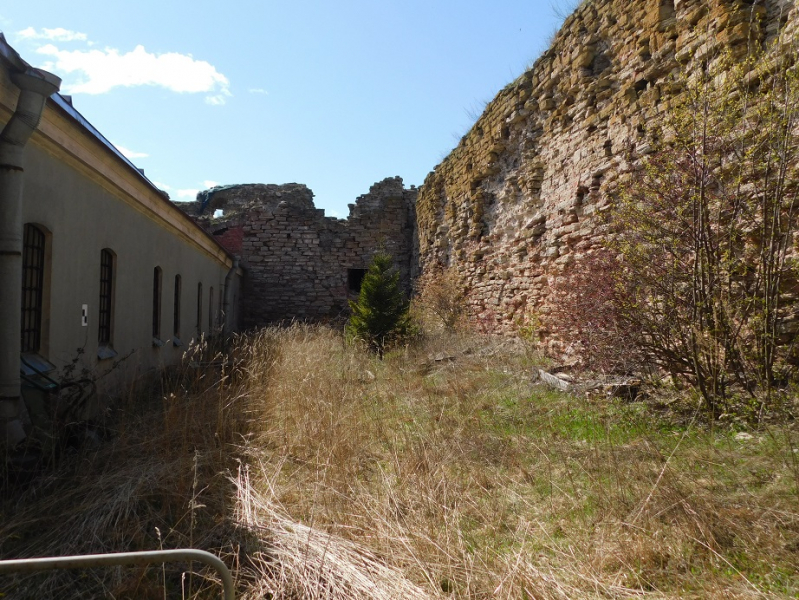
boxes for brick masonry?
[181,178,417,327]
[177,0,799,347]
[415,0,797,348]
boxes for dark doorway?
[348,269,367,294]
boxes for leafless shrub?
[413,266,467,332]
[547,249,646,374]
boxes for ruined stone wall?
[416,0,796,344]
[183,177,417,327]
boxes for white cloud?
[114,144,149,159]
[17,27,88,42]
[248,88,269,95]
[203,180,220,188]
[175,188,199,200]
[34,43,231,104]
[152,181,171,191]
[205,92,231,106]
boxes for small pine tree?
[346,252,411,358]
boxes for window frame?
[98,248,116,348]
[209,286,214,331]
[173,274,182,339]
[196,281,203,336]
[21,224,46,354]
[153,266,163,342]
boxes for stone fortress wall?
[415,0,797,343]
[179,0,799,341]
[182,177,417,328]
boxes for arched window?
[153,267,162,339]
[21,224,46,353]
[173,274,182,337]
[209,286,214,331]
[98,249,115,346]
[197,282,203,335]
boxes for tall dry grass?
[1,325,798,598]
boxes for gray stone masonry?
[182,177,417,328]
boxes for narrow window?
[348,268,367,294]
[219,287,223,327]
[21,224,45,353]
[98,249,115,346]
[196,282,203,335]
[209,286,215,331]
[173,274,182,337]
[153,267,162,339]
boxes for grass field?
[1,325,798,598]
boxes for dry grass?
[1,325,798,598]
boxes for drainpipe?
[0,61,61,447]
[222,258,239,337]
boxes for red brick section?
[212,224,244,255]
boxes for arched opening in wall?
[21,223,51,357]
[98,248,116,358]
[348,269,367,294]
[153,267,162,342]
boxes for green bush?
[611,48,799,417]
[346,252,411,358]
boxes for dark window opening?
[348,269,367,294]
[209,286,215,331]
[197,282,203,334]
[21,224,45,353]
[98,249,115,346]
[173,275,182,337]
[153,267,162,339]
[575,186,588,206]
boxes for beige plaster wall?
[23,146,235,376]
[1,67,238,386]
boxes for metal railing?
[0,549,235,599]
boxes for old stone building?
[182,177,418,327]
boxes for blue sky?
[1,1,571,217]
